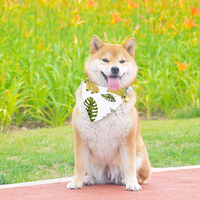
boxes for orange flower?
[126,1,139,9]
[184,17,200,29]
[177,1,184,9]
[175,61,188,72]
[148,7,152,12]
[110,13,125,24]
[73,14,81,21]
[72,14,87,27]
[5,0,12,7]
[86,0,97,8]
[191,7,200,17]
[169,18,177,30]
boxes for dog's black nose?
[111,66,119,74]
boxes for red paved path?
[1,168,200,200]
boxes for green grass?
[0,118,200,185]
[142,118,200,167]
[0,126,75,184]
[0,0,200,130]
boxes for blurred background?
[0,0,200,131]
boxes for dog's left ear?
[123,38,136,57]
[90,35,104,55]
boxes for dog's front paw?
[126,182,141,191]
[83,175,96,186]
[67,181,83,190]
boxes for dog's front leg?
[67,130,89,189]
[120,139,141,191]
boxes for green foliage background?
[0,0,200,130]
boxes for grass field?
[0,0,200,131]
[0,118,200,185]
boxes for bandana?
[82,79,129,122]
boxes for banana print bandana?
[82,79,129,122]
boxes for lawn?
[0,118,200,185]
[0,0,200,131]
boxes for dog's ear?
[123,38,136,57]
[90,35,104,54]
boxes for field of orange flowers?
[0,0,200,131]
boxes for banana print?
[107,89,125,99]
[108,88,130,102]
[85,79,100,94]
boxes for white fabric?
[82,80,128,122]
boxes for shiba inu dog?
[67,35,151,191]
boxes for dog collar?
[82,79,129,122]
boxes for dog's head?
[84,35,138,90]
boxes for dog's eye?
[102,58,109,63]
[120,60,125,64]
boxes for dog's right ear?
[90,35,104,54]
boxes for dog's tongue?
[108,77,120,91]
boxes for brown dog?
[67,35,151,191]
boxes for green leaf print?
[101,94,116,102]
[110,107,114,112]
[84,97,98,122]
[102,108,114,118]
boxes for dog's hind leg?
[136,147,151,184]
[83,174,96,186]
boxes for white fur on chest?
[75,93,134,164]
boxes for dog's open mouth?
[101,71,125,91]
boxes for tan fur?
[67,35,151,191]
